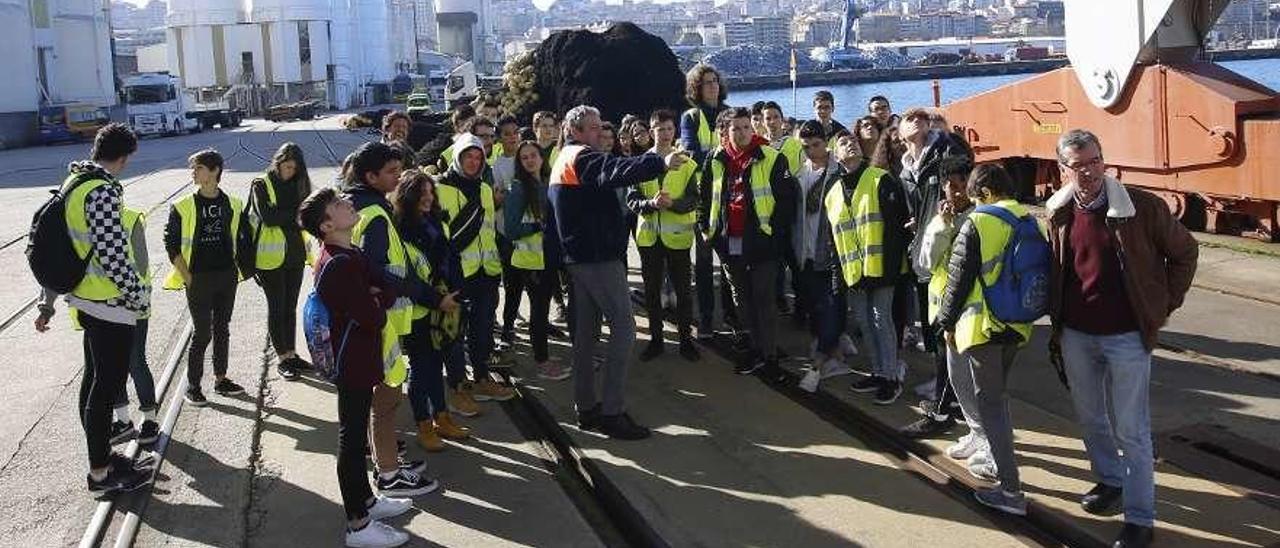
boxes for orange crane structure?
[944,0,1280,240]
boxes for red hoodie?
[724,135,768,237]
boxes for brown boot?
[434,412,471,440]
[416,420,446,452]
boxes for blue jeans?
[115,318,157,412]
[1060,328,1155,527]
[850,286,900,381]
[803,268,845,355]
[404,323,467,422]
[462,274,500,380]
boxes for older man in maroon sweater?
[1045,130,1197,548]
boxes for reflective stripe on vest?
[825,165,889,287]
[352,204,414,336]
[707,146,779,239]
[776,136,803,177]
[691,107,719,152]
[952,200,1035,353]
[436,181,501,278]
[550,144,585,187]
[65,176,124,301]
[406,242,433,320]
[70,207,150,328]
[635,158,697,250]
[251,174,287,271]
[510,210,545,270]
[380,323,408,387]
[162,192,245,290]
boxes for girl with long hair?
[252,142,313,379]
[503,141,569,380]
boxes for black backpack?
[26,173,97,293]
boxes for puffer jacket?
[1045,177,1198,350]
[901,130,971,283]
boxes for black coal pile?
[515,22,687,123]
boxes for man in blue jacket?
[548,105,689,440]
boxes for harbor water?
[732,58,1280,123]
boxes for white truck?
[122,73,244,137]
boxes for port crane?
[944,0,1280,240]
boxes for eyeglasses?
[1061,156,1103,172]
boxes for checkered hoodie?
[65,161,149,320]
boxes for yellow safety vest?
[635,157,697,250]
[488,142,503,166]
[65,176,126,301]
[440,142,454,169]
[162,192,246,290]
[707,146,779,240]
[775,136,803,177]
[824,165,893,287]
[952,199,1035,353]
[436,181,501,278]
[352,204,411,387]
[250,174,288,271]
[687,107,719,152]
[69,206,150,329]
[510,207,545,270]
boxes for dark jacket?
[344,183,426,304]
[249,174,307,268]
[547,142,667,265]
[934,211,1019,344]
[699,145,798,264]
[505,175,562,268]
[901,130,971,282]
[680,104,726,166]
[399,213,461,310]
[1045,178,1198,350]
[316,244,393,390]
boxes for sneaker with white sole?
[798,369,821,393]
[366,494,414,521]
[345,519,409,548]
[375,469,439,497]
[974,488,1027,516]
[969,459,998,482]
[819,358,853,379]
[109,420,137,445]
[946,432,983,460]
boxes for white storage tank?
[355,0,393,84]
[252,0,329,22]
[435,0,483,66]
[0,0,37,115]
[167,0,243,27]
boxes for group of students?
[40,59,1195,548]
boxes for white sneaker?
[367,494,413,521]
[798,369,821,393]
[819,358,853,379]
[345,520,409,548]
[839,334,859,356]
[968,445,993,467]
[914,376,937,398]
[946,431,982,460]
[968,459,998,482]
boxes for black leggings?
[256,266,304,356]
[507,268,557,362]
[336,383,374,521]
[79,312,135,469]
[187,269,237,388]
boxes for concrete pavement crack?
[0,367,82,474]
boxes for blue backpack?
[974,205,1050,323]
[302,256,352,383]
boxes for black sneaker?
[184,387,208,407]
[599,413,651,440]
[110,450,156,472]
[277,362,300,380]
[109,420,137,445]
[136,420,161,445]
[87,465,149,497]
[288,356,314,371]
[678,338,701,361]
[639,342,664,362]
[734,357,764,376]
[547,324,567,339]
[374,468,439,497]
[757,360,788,384]
[1112,523,1153,548]
[899,415,957,439]
[500,329,516,345]
[396,439,408,459]
[1081,483,1123,515]
[874,380,903,405]
[576,404,602,431]
[214,378,245,396]
[850,376,882,394]
[399,458,427,475]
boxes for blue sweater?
[547,144,666,265]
